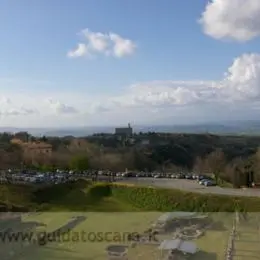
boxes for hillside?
[1,181,260,212]
[1,130,260,188]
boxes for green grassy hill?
[0,181,138,212]
[1,180,260,212]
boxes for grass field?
[1,212,237,260]
[2,180,260,260]
[232,214,260,260]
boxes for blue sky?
[1,0,260,127]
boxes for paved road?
[118,178,260,197]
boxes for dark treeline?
[1,131,260,187]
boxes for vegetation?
[1,181,260,212]
[111,184,260,212]
[69,155,89,171]
[2,131,260,186]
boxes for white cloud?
[0,107,37,117]
[82,29,110,53]
[2,53,260,126]
[86,53,260,113]
[220,54,260,100]
[0,95,37,117]
[68,28,136,58]
[67,43,89,58]
[199,0,260,41]
[0,96,11,105]
[109,33,136,58]
[46,99,78,114]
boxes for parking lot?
[118,177,260,197]
[2,169,260,197]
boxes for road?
[117,178,260,197]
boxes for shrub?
[111,184,260,212]
[33,179,91,203]
[88,183,112,199]
[0,184,34,207]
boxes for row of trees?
[0,132,260,187]
[193,148,260,187]
[21,146,260,188]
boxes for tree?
[14,132,30,142]
[205,149,226,183]
[230,157,247,188]
[48,152,72,169]
[39,164,54,172]
[40,136,48,142]
[193,157,208,173]
[243,156,255,187]
[225,156,256,188]
[251,148,260,183]
[0,132,12,143]
[69,155,89,171]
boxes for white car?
[0,177,7,183]
[199,179,208,185]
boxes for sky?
[1,0,260,127]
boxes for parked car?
[199,179,209,185]
[176,173,185,179]
[204,180,216,186]
[185,174,193,179]
[198,175,207,181]
[198,175,213,181]
[0,177,7,183]
[192,174,199,180]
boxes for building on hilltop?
[11,138,52,160]
[22,142,52,157]
[115,123,133,136]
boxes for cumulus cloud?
[67,43,89,58]
[82,29,110,53]
[199,0,260,41]
[0,97,11,105]
[2,53,260,126]
[109,33,136,57]
[0,107,37,116]
[44,53,260,119]
[46,99,78,114]
[0,95,37,117]
[68,28,136,58]
[220,54,260,100]
[89,53,260,112]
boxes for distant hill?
[2,120,260,137]
[0,126,116,137]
